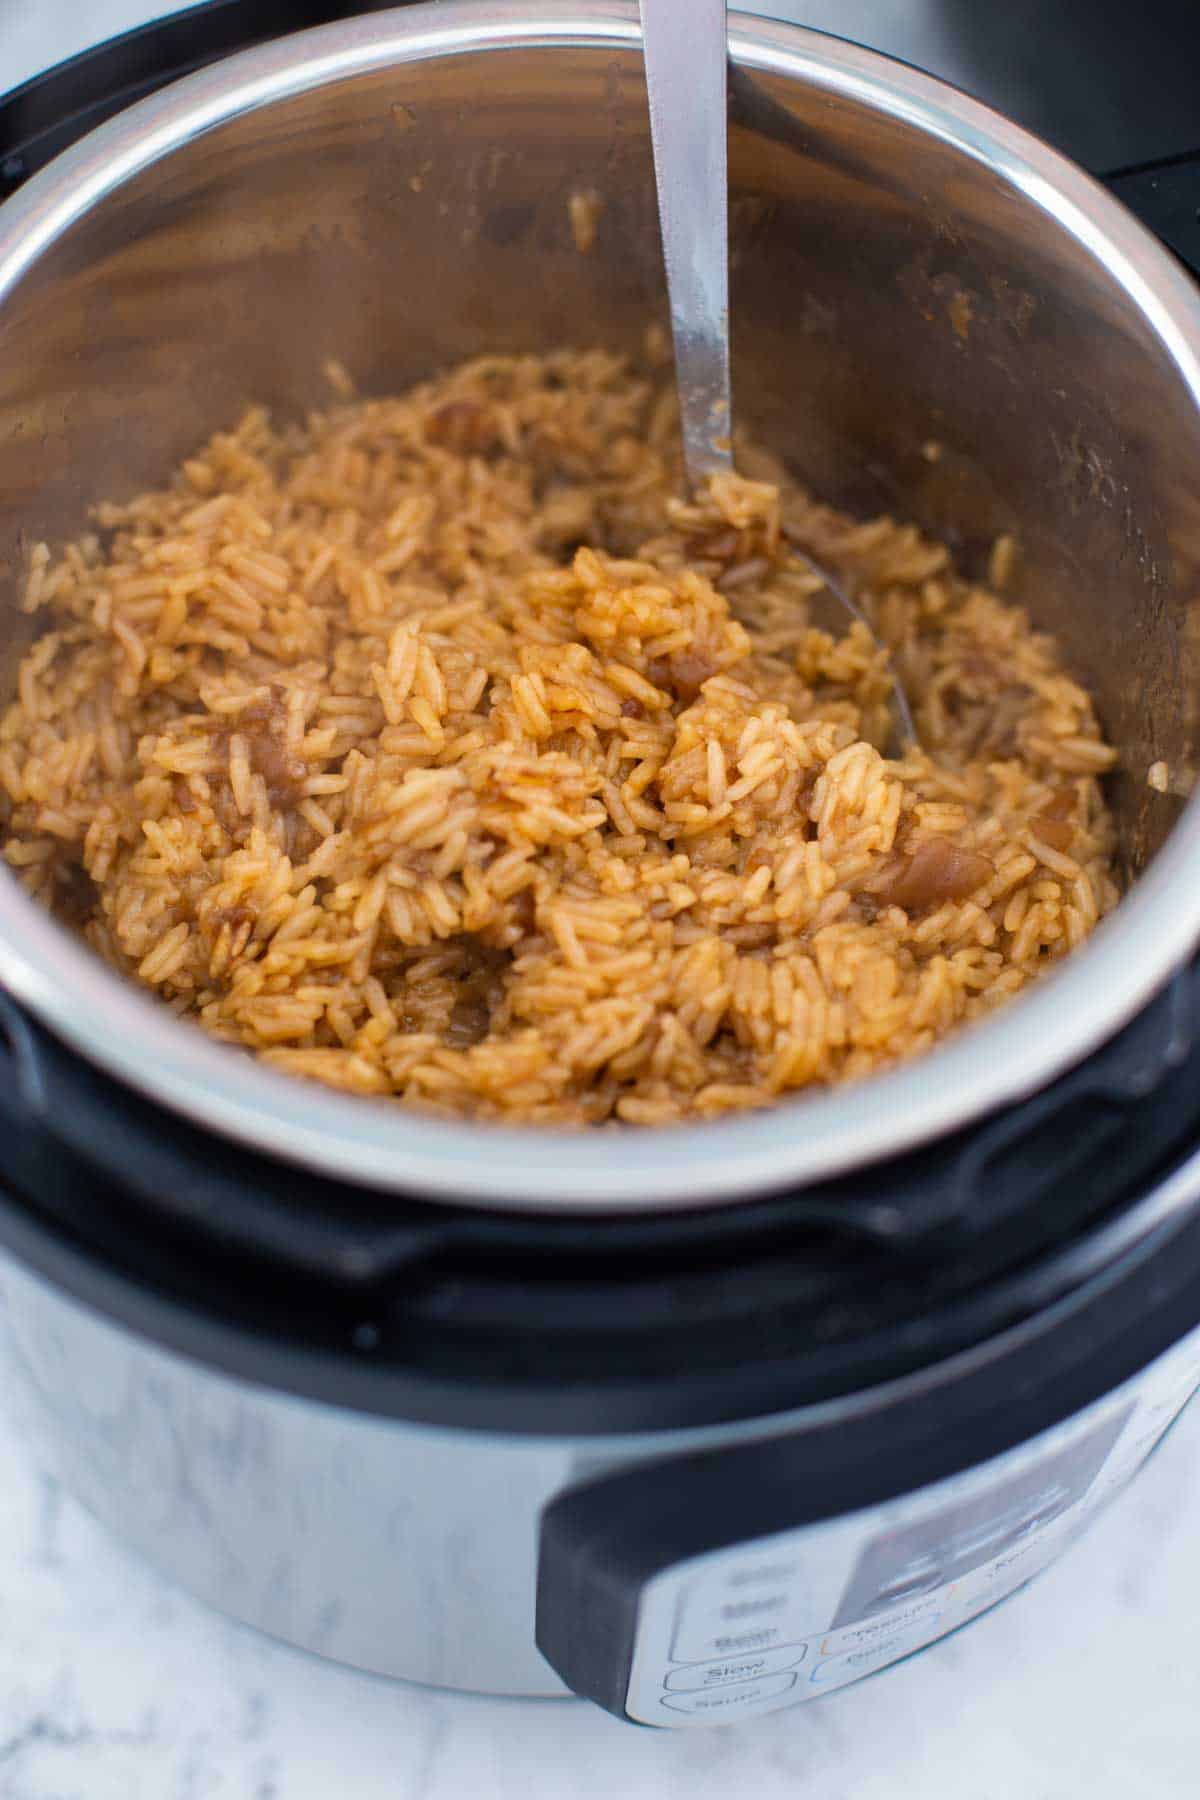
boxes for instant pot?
[1,0,1200,1728]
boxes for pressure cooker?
[1,0,1200,1727]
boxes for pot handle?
[1,946,1199,1287]
[0,988,74,1206]
[0,987,460,1293]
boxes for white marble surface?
[4,3,1200,1794]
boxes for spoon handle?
[640,0,733,484]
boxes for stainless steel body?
[0,4,1198,1206]
[1,1253,583,1696]
[6,1150,1200,1705]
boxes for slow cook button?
[663,1644,808,1691]
[660,1671,798,1717]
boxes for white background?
[2,3,1200,1795]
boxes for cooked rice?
[0,346,1120,1126]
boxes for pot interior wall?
[0,38,1197,875]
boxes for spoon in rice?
[639,0,918,752]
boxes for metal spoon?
[639,0,917,751]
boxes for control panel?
[621,1395,1135,1725]
[539,1319,1200,1727]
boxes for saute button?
[660,1671,798,1717]
[663,1644,807,1691]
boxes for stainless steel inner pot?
[1,1,1199,1209]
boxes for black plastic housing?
[0,2,1197,1442]
[537,1193,1200,1716]
[0,947,1199,1434]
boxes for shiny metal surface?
[641,0,732,482]
[1,3,1200,1206]
[5,1137,1200,1696]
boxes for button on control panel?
[621,1330,1200,1726]
[671,1582,818,1666]
[666,1537,852,1673]
[816,1590,951,1662]
[663,1645,807,1691]
[810,1615,942,1687]
[660,1670,799,1718]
